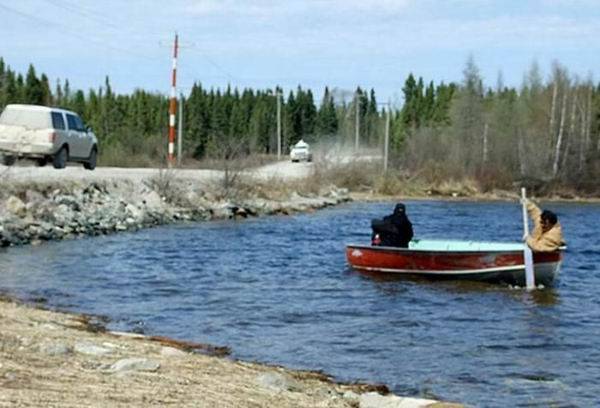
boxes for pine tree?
[25,64,44,105]
[15,74,26,103]
[229,101,247,145]
[284,91,298,149]
[365,88,380,146]
[368,88,378,115]
[316,87,338,136]
[40,74,52,106]
[63,79,71,106]
[300,88,317,140]
[3,70,18,105]
[431,82,455,125]
[423,81,435,124]
[186,83,210,158]
[249,94,274,153]
[55,79,64,107]
[0,58,5,108]
[72,90,86,117]
[400,74,421,130]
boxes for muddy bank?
[0,176,350,247]
[0,298,462,407]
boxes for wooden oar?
[521,188,536,289]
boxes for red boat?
[346,240,564,286]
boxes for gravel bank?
[0,173,348,247]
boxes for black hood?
[393,203,406,215]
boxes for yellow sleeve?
[526,200,542,234]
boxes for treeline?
[1,56,599,192]
[0,59,169,164]
[398,57,600,192]
[0,57,394,164]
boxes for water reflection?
[353,268,561,306]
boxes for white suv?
[290,139,312,162]
[0,104,98,170]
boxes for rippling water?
[1,200,599,407]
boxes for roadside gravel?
[0,160,312,184]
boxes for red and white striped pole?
[168,33,178,166]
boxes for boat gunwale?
[346,243,565,256]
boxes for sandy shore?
[0,297,462,408]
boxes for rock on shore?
[0,177,350,247]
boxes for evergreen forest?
[1,56,599,193]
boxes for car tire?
[52,146,68,169]
[1,154,16,166]
[36,157,48,167]
[83,148,97,170]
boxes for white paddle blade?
[521,188,535,290]
[524,245,535,289]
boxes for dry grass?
[0,178,83,201]
[303,158,379,194]
[295,155,493,200]
[427,178,481,197]
[197,154,276,171]
[144,167,183,203]
[98,133,167,168]
[374,173,428,197]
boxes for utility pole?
[384,100,390,174]
[276,90,282,159]
[354,92,360,153]
[177,93,183,166]
[167,33,179,167]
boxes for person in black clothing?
[371,203,414,248]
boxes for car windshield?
[0,108,51,129]
[294,146,307,150]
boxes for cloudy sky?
[1,0,598,103]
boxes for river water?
[1,200,598,407]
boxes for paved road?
[0,160,314,184]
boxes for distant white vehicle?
[290,139,312,162]
[0,104,98,170]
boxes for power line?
[40,0,124,31]
[39,0,161,45]
[36,0,239,86]
[0,2,158,63]
[185,45,238,82]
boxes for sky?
[1,0,599,105]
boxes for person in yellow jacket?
[523,199,566,252]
